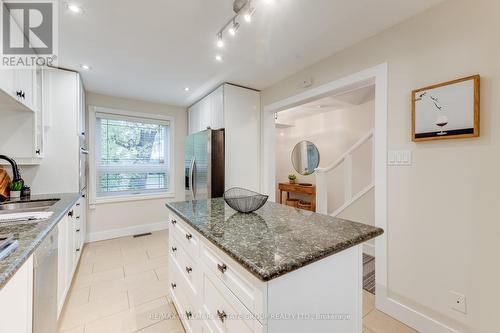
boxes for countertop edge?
[0,193,81,290]
[166,202,384,282]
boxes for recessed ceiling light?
[80,64,91,71]
[215,55,222,62]
[184,87,190,92]
[67,3,82,13]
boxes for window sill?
[90,192,176,206]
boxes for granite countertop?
[0,193,81,289]
[166,198,384,281]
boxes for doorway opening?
[261,63,388,314]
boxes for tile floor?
[58,230,418,333]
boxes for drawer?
[170,215,199,260]
[203,273,257,333]
[170,260,201,333]
[170,239,201,301]
[200,242,257,316]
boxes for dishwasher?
[33,227,58,333]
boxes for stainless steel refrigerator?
[185,129,225,200]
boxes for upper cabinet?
[188,85,224,134]
[0,67,85,165]
[188,83,261,192]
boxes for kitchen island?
[166,198,383,333]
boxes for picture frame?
[412,75,480,142]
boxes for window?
[94,111,172,199]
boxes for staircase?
[315,129,374,216]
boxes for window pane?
[96,114,170,197]
[98,172,167,194]
[99,118,166,166]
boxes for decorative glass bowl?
[223,187,269,213]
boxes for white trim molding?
[85,221,168,243]
[88,105,176,206]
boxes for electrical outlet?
[450,291,467,314]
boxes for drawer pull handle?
[76,229,80,232]
[217,310,227,323]
[171,282,176,289]
[171,246,177,252]
[185,266,193,274]
[186,311,193,319]
[217,263,227,273]
[171,219,177,225]
[68,210,74,217]
[76,248,80,252]
[185,233,192,240]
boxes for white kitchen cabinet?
[0,255,33,333]
[188,85,225,134]
[13,68,36,110]
[188,84,261,192]
[57,198,86,319]
[0,66,45,164]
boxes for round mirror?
[291,141,320,175]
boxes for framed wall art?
[412,75,480,142]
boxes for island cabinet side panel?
[266,245,363,333]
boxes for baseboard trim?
[377,292,461,333]
[86,221,168,243]
[363,243,375,257]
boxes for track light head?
[216,33,224,47]
[228,20,240,36]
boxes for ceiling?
[59,0,445,107]
[277,84,375,124]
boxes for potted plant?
[288,174,297,184]
[9,180,24,199]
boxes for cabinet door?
[34,66,44,158]
[66,209,76,284]
[210,86,224,129]
[189,102,202,134]
[14,68,36,110]
[0,256,33,333]
[199,96,211,130]
[0,69,14,96]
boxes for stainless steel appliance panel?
[33,228,58,333]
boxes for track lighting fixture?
[214,0,259,60]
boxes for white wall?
[85,93,187,241]
[275,101,374,213]
[262,0,499,331]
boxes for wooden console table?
[278,182,316,212]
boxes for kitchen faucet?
[0,155,23,182]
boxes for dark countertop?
[0,193,81,289]
[166,198,384,281]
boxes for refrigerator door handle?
[192,158,197,199]
[190,157,195,199]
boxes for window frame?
[88,106,175,205]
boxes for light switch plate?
[388,150,412,166]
